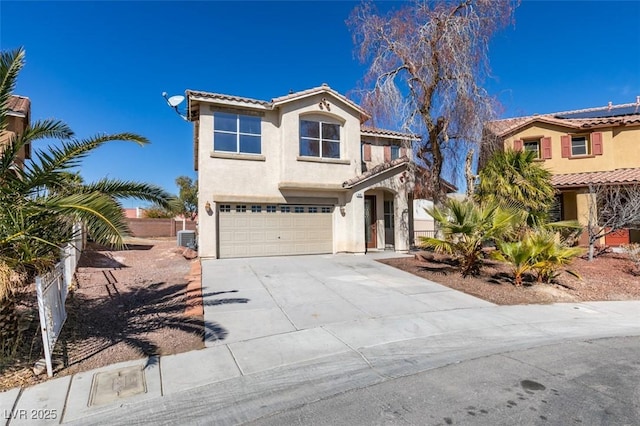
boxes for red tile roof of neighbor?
[7,95,30,115]
[552,167,640,188]
[486,101,640,137]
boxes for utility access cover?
[89,366,147,406]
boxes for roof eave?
[342,161,409,190]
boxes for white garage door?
[218,204,333,258]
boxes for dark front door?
[365,196,377,249]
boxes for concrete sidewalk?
[2,253,640,425]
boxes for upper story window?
[391,145,401,161]
[300,120,340,159]
[561,132,603,158]
[524,140,540,159]
[514,137,551,160]
[214,112,261,154]
[571,135,589,157]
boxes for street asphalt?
[250,336,640,426]
[2,252,639,425]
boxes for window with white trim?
[219,204,231,212]
[321,207,332,213]
[300,120,340,158]
[294,206,305,213]
[251,205,262,213]
[214,112,261,154]
[571,135,589,156]
[236,205,247,212]
[266,205,277,213]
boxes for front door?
[365,196,377,249]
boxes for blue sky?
[2,1,639,200]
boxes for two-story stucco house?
[483,99,640,246]
[1,95,31,168]
[186,84,417,259]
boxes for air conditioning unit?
[177,230,196,248]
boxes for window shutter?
[513,139,523,151]
[400,147,407,158]
[541,137,552,159]
[363,143,371,161]
[561,135,571,158]
[592,132,603,155]
[384,145,391,162]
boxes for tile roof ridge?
[556,167,640,176]
[186,89,270,105]
[270,85,332,103]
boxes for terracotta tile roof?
[6,95,30,115]
[552,167,640,188]
[187,84,371,120]
[271,83,370,120]
[360,126,419,141]
[487,101,640,137]
[342,156,409,188]
[186,90,270,108]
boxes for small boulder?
[182,248,198,260]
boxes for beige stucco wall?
[195,92,386,258]
[504,123,640,174]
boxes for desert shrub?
[621,243,640,276]
[420,199,520,277]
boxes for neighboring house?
[123,207,146,218]
[483,99,640,246]
[1,95,31,169]
[186,84,417,259]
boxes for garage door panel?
[219,205,333,258]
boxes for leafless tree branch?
[586,183,640,261]
[348,0,517,203]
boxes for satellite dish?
[167,95,185,107]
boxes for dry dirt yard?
[379,250,640,305]
[0,238,203,392]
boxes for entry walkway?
[2,253,639,425]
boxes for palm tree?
[475,148,556,226]
[0,47,176,353]
[420,199,520,277]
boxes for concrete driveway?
[201,252,494,348]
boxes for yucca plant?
[0,47,176,354]
[420,199,520,277]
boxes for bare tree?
[348,0,517,204]
[586,183,640,261]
